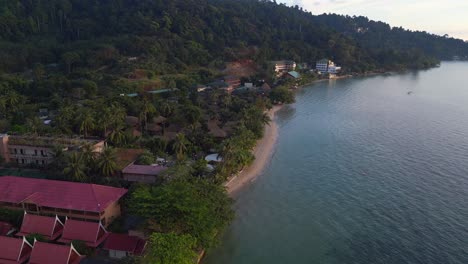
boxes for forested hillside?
[2,1,468,261]
[1,0,467,75]
[315,14,468,61]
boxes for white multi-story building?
[273,60,297,74]
[316,59,341,74]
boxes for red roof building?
[103,233,147,259]
[0,176,128,226]
[0,236,33,264]
[0,221,14,236]
[58,219,108,248]
[16,213,64,241]
[29,241,83,264]
[122,163,168,184]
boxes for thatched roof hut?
[146,123,162,134]
[125,116,140,127]
[208,120,228,138]
[152,116,167,124]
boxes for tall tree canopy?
[0,0,466,73]
[128,179,234,249]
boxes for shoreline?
[224,71,392,196]
[225,105,283,196]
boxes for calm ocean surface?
[206,62,468,264]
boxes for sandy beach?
[225,105,282,195]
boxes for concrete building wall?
[0,134,10,163]
[8,144,54,166]
[0,136,105,167]
[0,200,122,227]
[109,250,128,259]
[123,173,157,184]
[102,201,122,226]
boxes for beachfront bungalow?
[103,233,147,259]
[122,163,169,184]
[0,236,33,264]
[29,241,84,264]
[16,213,64,241]
[58,219,109,248]
[0,176,128,227]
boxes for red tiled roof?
[0,176,127,213]
[0,237,32,264]
[122,164,168,176]
[58,219,108,248]
[29,242,83,264]
[103,233,147,255]
[0,221,13,236]
[16,213,63,240]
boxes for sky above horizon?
[279,0,468,40]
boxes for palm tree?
[140,99,156,132]
[220,94,233,110]
[98,107,113,137]
[97,104,126,137]
[172,133,190,161]
[79,110,95,137]
[0,97,6,119]
[56,106,74,134]
[109,126,127,146]
[261,112,271,125]
[81,143,97,171]
[26,117,43,135]
[160,101,174,117]
[1,91,24,118]
[110,103,126,128]
[96,147,118,177]
[63,152,87,182]
[5,90,21,107]
[50,145,66,171]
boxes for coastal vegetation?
[1,0,468,262]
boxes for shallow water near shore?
[205,62,468,264]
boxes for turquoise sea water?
[206,62,468,264]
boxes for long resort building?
[0,134,105,167]
[0,176,127,226]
